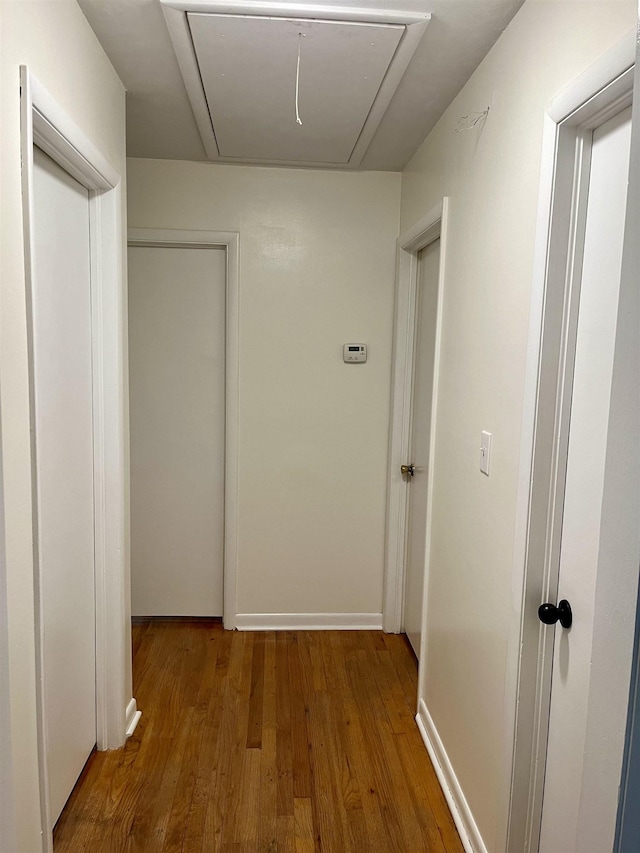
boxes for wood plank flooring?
[53,623,463,852]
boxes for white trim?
[0,401,16,853]
[162,0,428,22]
[124,699,142,738]
[383,199,448,635]
[127,228,240,630]
[20,67,130,850]
[29,77,119,190]
[548,30,635,123]
[416,699,487,853]
[499,111,559,853]
[506,33,636,853]
[160,0,429,168]
[235,613,383,631]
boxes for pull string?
[295,33,304,126]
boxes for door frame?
[127,228,240,628]
[0,405,16,853]
[20,68,129,848]
[505,34,636,853]
[383,199,449,635]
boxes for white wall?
[0,3,128,848]
[127,160,401,620]
[400,1,637,850]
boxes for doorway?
[384,200,448,646]
[31,146,97,828]
[127,229,240,628]
[539,102,633,853]
[21,68,129,850]
[403,237,441,658]
[507,43,637,853]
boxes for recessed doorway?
[127,229,240,626]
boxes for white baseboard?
[234,612,383,631]
[125,698,142,738]
[416,698,487,853]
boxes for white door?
[32,148,97,827]
[128,246,226,617]
[539,106,633,852]
[403,238,440,658]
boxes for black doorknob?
[538,599,572,629]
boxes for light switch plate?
[480,431,492,476]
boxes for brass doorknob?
[400,464,415,477]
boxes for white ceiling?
[78,0,525,171]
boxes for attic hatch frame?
[160,1,430,169]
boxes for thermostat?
[343,344,367,363]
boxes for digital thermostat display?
[343,344,367,363]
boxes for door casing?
[20,68,130,852]
[0,413,15,853]
[403,237,440,659]
[506,33,637,853]
[383,198,448,641]
[128,229,240,628]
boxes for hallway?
[53,623,462,852]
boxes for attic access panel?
[161,2,430,168]
[191,14,402,164]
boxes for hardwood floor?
[53,623,463,852]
